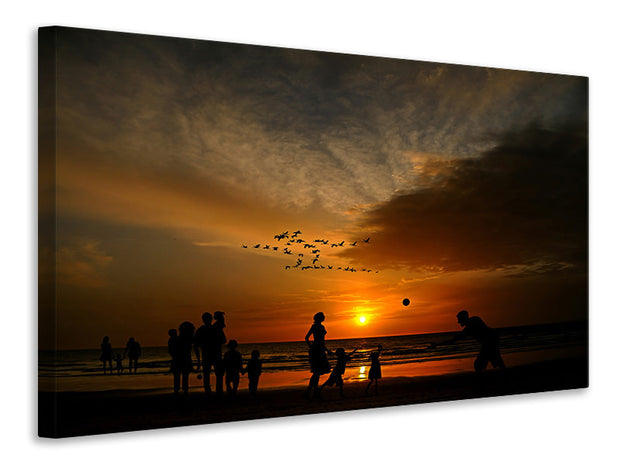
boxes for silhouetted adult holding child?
[171,321,195,396]
[99,336,113,375]
[439,310,505,372]
[246,350,262,397]
[124,337,141,374]
[366,344,382,395]
[223,339,243,396]
[304,312,331,399]
[320,347,358,397]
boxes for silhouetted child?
[246,350,263,396]
[223,339,243,396]
[366,344,383,395]
[114,354,124,375]
[320,347,358,397]
[99,336,113,375]
[168,329,178,372]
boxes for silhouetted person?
[99,336,114,375]
[194,312,216,394]
[304,312,331,399]
[320,347,358,397]
[444,310,505,372]
[212,311,227,395]
[124,337,141,374]
[114,353,124,375]
[223,340,243,396]
[246,350,262,397]
[171,321,195,396]
[365,345,382,395]
[168,329,178,372]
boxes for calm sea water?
[39,321,587,392]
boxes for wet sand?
[39,356,587,438]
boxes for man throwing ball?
[442,310,506,372]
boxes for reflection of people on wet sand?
[223,340,243,396]
[246,350,262,397]
[439,310,505,372]
[99,336,113,375]
[124,337,141,374]
[114,354,124,375]
[304,312,331,399]
[171,321,195,396]
[366,345,382,395]
[320,347,358,397]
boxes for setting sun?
[358,316,367,325]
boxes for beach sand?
[39,356,587,438]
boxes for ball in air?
[402,298,410,306]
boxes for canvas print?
[38,26,588,438]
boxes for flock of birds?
[241,230,379,273]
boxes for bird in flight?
[254,244,261,248]
[242,245,248,248]
[363,237,370,243]
[350,241,357,246]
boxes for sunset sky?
[40,27,587,350]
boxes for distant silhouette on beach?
[438,310,506,372]
[99,336,113,375]
[320,347,358,397]
[171,321,195,396]
[246,350,262,396]
[366,344,383,395]
[304,312,331,399]
[167,329,177,372]
[124,337,141,374]
[114,354,124,375]
[223,340,243,396]
[212,312,227,395]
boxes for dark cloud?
[342,121,588,274]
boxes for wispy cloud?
[57,239,113,288]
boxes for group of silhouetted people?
[168,312,263,398]
[303,309,505,400]
[99,336,142,375]
[99,309,504,400]
[304,311,384,399]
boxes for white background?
[2,1,618,463]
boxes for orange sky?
[39,28,588,350]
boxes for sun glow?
[358,316,367,325]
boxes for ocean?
[39,321,587,393]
